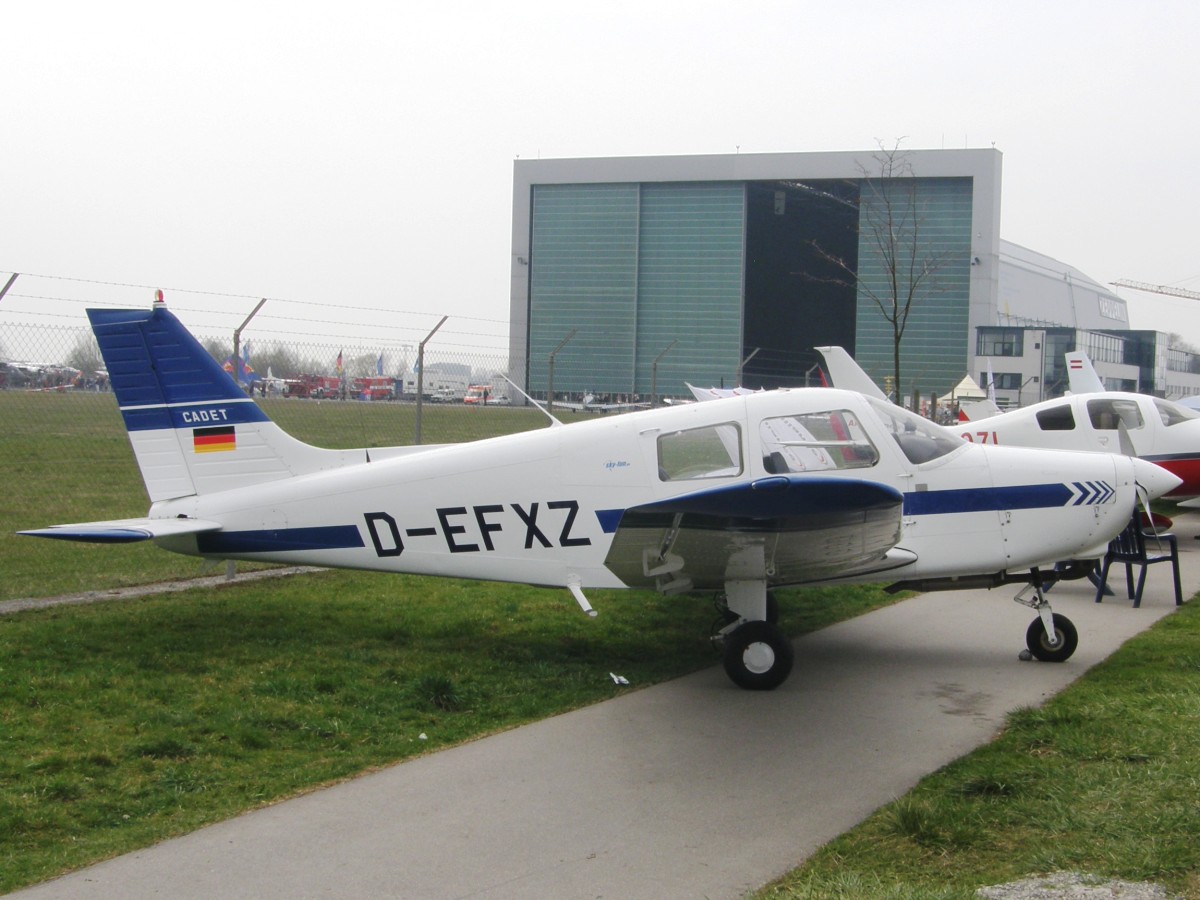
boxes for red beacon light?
[153,289,165,308]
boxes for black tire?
[723,621,794,690]
[1025,613,1078,663]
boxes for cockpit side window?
[1036,405,1075,431]
[1087,398,1143,431]
[759,409,879,473]
[658,423,742,481]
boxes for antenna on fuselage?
[503,375,564,427]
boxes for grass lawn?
[757,596,1200,899]
[0,572,899,893]
[0,391,567,600]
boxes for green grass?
[0,575,897,893]
[0,391,574,600]
[757,597,1200,899]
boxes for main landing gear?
[713,585,793,690]
[1014,568,1079,663]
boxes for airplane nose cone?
[1131,457,1183,500]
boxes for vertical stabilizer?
[89,305,347,502]
[1065,351,1105,394]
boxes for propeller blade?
[1117,420,1137,457]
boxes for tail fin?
[813,347,889,402]
[1065,351,1105,394]
[90,303,350,502]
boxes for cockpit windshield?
[864,397,964,465]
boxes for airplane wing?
[686,383,759,402]
[602,476,910,591]
[19,517,223,544]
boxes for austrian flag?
[193,426,236,453]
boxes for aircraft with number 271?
[818,346,1200,502]
[20,299,1181,690]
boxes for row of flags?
[226,343,392,383]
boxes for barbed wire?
[1,269,509,326]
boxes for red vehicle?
[285,375,343,399]
[464,384,493,405]
[353,376,396,401]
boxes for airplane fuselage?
[952,391,1200,499]
[150,389,1155,593]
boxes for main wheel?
[722,621,794,690]
[1025,613,1078,663]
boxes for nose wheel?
[1025,612,1078,662]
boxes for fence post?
[415,315,448,445]
[650,339,677,408]
[0,273,18,303]
[231,299,267,392]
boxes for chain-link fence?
[1,277,552,596]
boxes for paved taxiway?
[16,516,1198,899]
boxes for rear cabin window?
[1087,398,1143,430]
[1036,405,1076,431]
[658,423,742,480]
[760,409,880,472]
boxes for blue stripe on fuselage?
[197,525,364,555]
[903,482,1075,516]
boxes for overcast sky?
[3,0,1199,350]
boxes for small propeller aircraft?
[820,348,1200,508]
[819,346,1200,500]
[20,300,1180,689]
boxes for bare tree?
[65,333,103,375]
[811,139,954,401]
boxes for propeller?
[1119,421,1168,546]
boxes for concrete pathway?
[15,517,1197,899]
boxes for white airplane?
[818,346,1200,501]
[20,300,1180,690]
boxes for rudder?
[90,302,324,502]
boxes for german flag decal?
[193,426,236,453]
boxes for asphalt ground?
[14,516,1197,899]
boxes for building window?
[977,329,1024,357]
[989,372,1022,391]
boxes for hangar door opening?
[742,180,860,389]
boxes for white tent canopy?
[940,375,986,402]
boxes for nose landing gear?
[1014,569,1079,663]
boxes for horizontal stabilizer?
[19,517,223,544]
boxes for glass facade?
[526,174,974,400]
[854,178,974,395]
[527,182,744,397]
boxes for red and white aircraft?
[818,346,1200,501]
